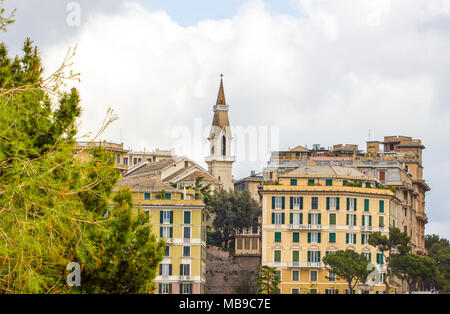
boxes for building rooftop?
[279,165,374,180]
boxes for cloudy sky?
[2,0,450,238]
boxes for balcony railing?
[307,224,322,230]
[288,224,307,230]
[361,226,373,232]
[288,262,324,268]
[179,275,191,281]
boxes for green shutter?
[282,197,285,209]
[364,199,369,212]
[354,198,358,211]
[330,213,336,225]
[300,213,303,224]
[307,232,311,243]
[272,213,275,224]
[170,211,173,224]
[326,197,330,210]
[307,251,311,262]
[380,200,385,213]
[318,233,321,243]
[318,214,322,225]
[353,234,357,244]
[293,232,299,243]
[308,213,312,225]
[169,227,173,238]
[346,233,349,244]
[354,214,357,226]
[290,197,293,209]
[346,214,349,225]
[369,216,372,227]
[275,232,281,242]
[272,197,275,209]
[300,197,303,209]
[282,213,285,224]
[347,198,350,211]
[160,211,163,223]
[160,227,163,238]
[293,251,299,262]
[336,198,340,210]
[290,213,293,224]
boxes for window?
[292,270,299,281]
[291,213,303,225]
[292,288,299,294]
[325,289,338,294]
[180,283,193,294]
[183,227,191,239]
[329,232,336,243]
[116,154,120,164]
[328,272,336,282]
[308,251,321,263]
[291,197,303,210]
[123,157,128,165]
[362,234,371,244]
[272,212,285,225]
[310,270,318,282]
[272,196,284,210]
[161,210,172,224]
[245,238,250,250]
[292,251,300,264]
[329,213,336,225]
[144,193,151,200]
[290,179,297,186]
[274,232,281,243]
[362,215,372,227]
[376,253,384,265]
[364,199,370,212]
[183,246,191,257]
[327,197,339,210]
[404,208,407,217]
[346,233,357,244]
[292,232,300,243]
[180,264,190,276]
[345,289,356,294]
[362,252,372,262]
[347,198,357,211]
[165,193,172,200]
[308,213,321,225]
[379,216,384,228]
[184,211,191,224]
[311,197,318,210]
[326,179,333,186]
[346,214,357,226]
[160,227,173,239]
[164,246,170,257]
[159,283,172,294]
[222,135,226,156]
[308,179,315,186]
[274,250,281,263]
[379,200,385,213]
[160,264,172,276]
[308,232,321,243]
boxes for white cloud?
[42,0,450,238]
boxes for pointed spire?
[216,74,226,106]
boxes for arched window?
[222,135,226,156]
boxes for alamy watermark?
[66,2,81,27]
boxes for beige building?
[265,135,430,255]
[76,141,129,173]
[260,165,400,294]
[205,78,235,192]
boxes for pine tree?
[0,33,164,293]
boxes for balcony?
[288,224,307,230]
[183,238,191,243]
[361,226,373,232]
[288,262,324,268]
[307,224,322,230]
[179,275,191,281]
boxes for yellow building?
[77,141,129,173]
[117,176,207,294]
[260,165,400,294]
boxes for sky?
[1,0,450,238]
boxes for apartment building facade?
[260,165,400,294]
[116,176,208,294]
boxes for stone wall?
[206,246,261,294]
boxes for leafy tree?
[425,234,450,293]
[0,20,164,292]
[256,266,280,294]
[368,227,411,293]
[390,253,437,293]
[188,176,213,205]
[322,250,371,293]
[209,190,260,249]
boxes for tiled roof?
[124,158,176,177]
[280,165,372,179]
[116,176,177,193]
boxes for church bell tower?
[205,76,235,191]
